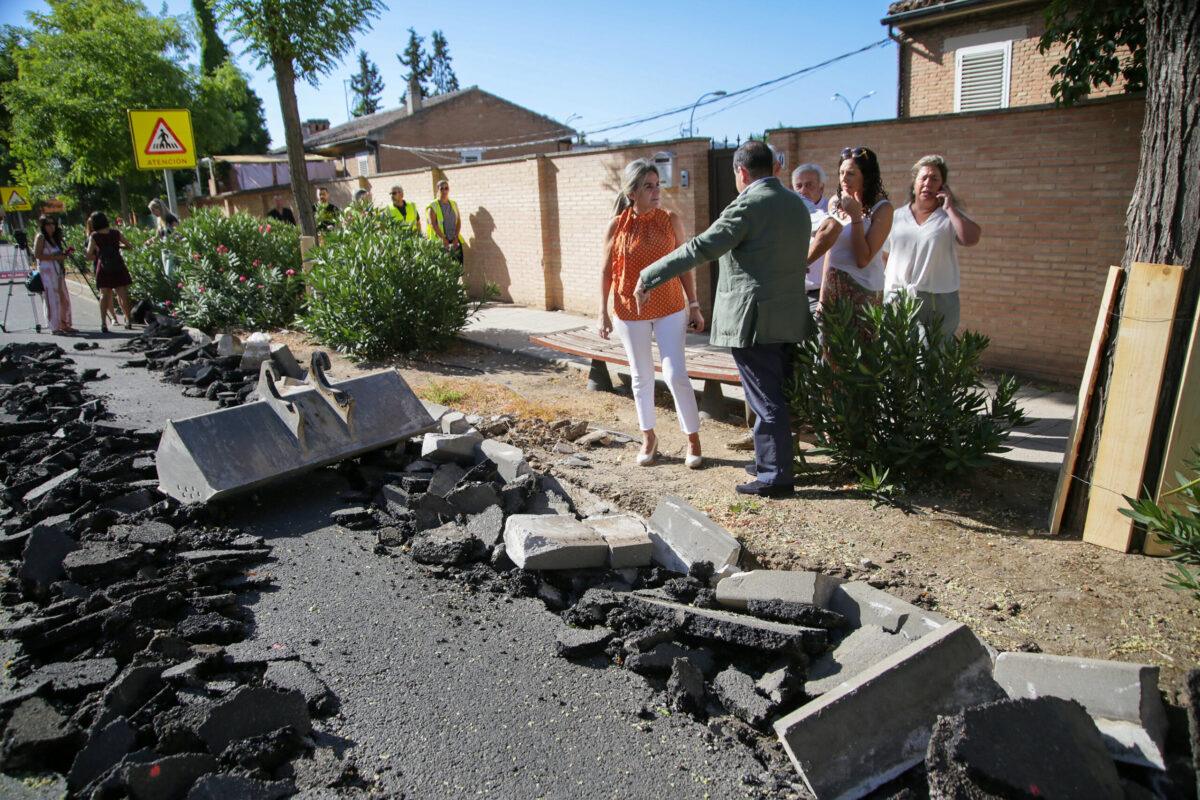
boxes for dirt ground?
[274,331,1199,705]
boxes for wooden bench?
[530,326,742,419]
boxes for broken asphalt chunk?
[621,593,827,656]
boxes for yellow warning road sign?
[0,186,32,211]
[127,109,196,170]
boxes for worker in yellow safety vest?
[388,185,421,233]
[426,179,463,264]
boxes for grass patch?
[414,377,573,421]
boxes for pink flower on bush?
[257,284,264,289]
[192,253,200,259]
[164,300,171,306]
[219,268,224,272]
[177,282,183,288]
[257,225,264,232]
[239,276,247,282]
[285,269,295,276]
[264,224,272,232]
[253,260,260,266]
[217,245,228,254]
[199,287,206,292]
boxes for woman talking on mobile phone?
[598,159,704,469]
[883,154,982,337]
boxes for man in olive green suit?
[635,140,811,496]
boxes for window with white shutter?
[955,41,1011,112]
[356,152,370,177]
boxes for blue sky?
[3,0,900,150]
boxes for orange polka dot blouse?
[609,207,686,321]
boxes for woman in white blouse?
[883,154,981,336]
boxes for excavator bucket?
[156,351,435,503]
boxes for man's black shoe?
[735,480,794,497]
[745,464,757,476]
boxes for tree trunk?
[1064,0,1200,535]
[118,176,130,226]
[271,51,316,238]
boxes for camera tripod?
[0,229,43,333]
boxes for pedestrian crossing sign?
[127,109,196,170]
[0,186,32,211]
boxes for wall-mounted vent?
[955,41,1011,112]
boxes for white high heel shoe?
[685,453,703,469]
[636,448,658,466]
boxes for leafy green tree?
[0,26,22,186]
[1038,0,1146,106]
[192,0,268,154]
[4,0,212,220]
[213,0,384,236]
[349,49,383,117]
[192,0,229,74]
[397,27,430,103]
[429,30,458,96]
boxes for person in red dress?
[598,159,705,469]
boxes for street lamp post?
[831,90,876,123]
[685,90,727,137]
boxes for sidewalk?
[462,302,1076,473]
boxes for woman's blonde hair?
[148,198,168,230]
[909,154,950,203]
[613,159,659,216]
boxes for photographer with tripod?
[33,214,76,335]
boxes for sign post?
[127,109,197,216]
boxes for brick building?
[882,0,1131,117]
[299,86,576,177]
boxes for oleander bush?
[785,294,1027,483]
[300,206,494,360]
[1122,445,1200,603]
[64,210,304,331]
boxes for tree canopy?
[429,31,459,96]
[350,49,383,117]
[1039,0,1147,105]
[397,27,431,102]
[212,0,384,236]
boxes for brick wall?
[196,138,714,316]
[897,4,1131,117]
[769,94,1144,383]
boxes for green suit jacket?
[640,177,812,349]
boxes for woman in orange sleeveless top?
[598,159,704,468]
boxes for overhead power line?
[370,38,893,155]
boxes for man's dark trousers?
[731,343,794,487]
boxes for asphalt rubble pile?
[0,342,361,799]
[116,318,298,409]
[342,406,1200,800]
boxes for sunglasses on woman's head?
[841,147,872,160]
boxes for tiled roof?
[886,0,950,13]
[301,87,473,147]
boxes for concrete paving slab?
[716,570,843,611]
[503,514,610,570]
[647,496,740,579]
[582,514,653,568]
[774,622,1005,800]
[993,651,1168,769]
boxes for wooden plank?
[1049,266,1123,535]
[1146,298,1200,556]
[1083,262,1186,552]
[531,329,742,384]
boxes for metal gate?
[706,146,739,306]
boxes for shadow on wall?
[466,207,510,301]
